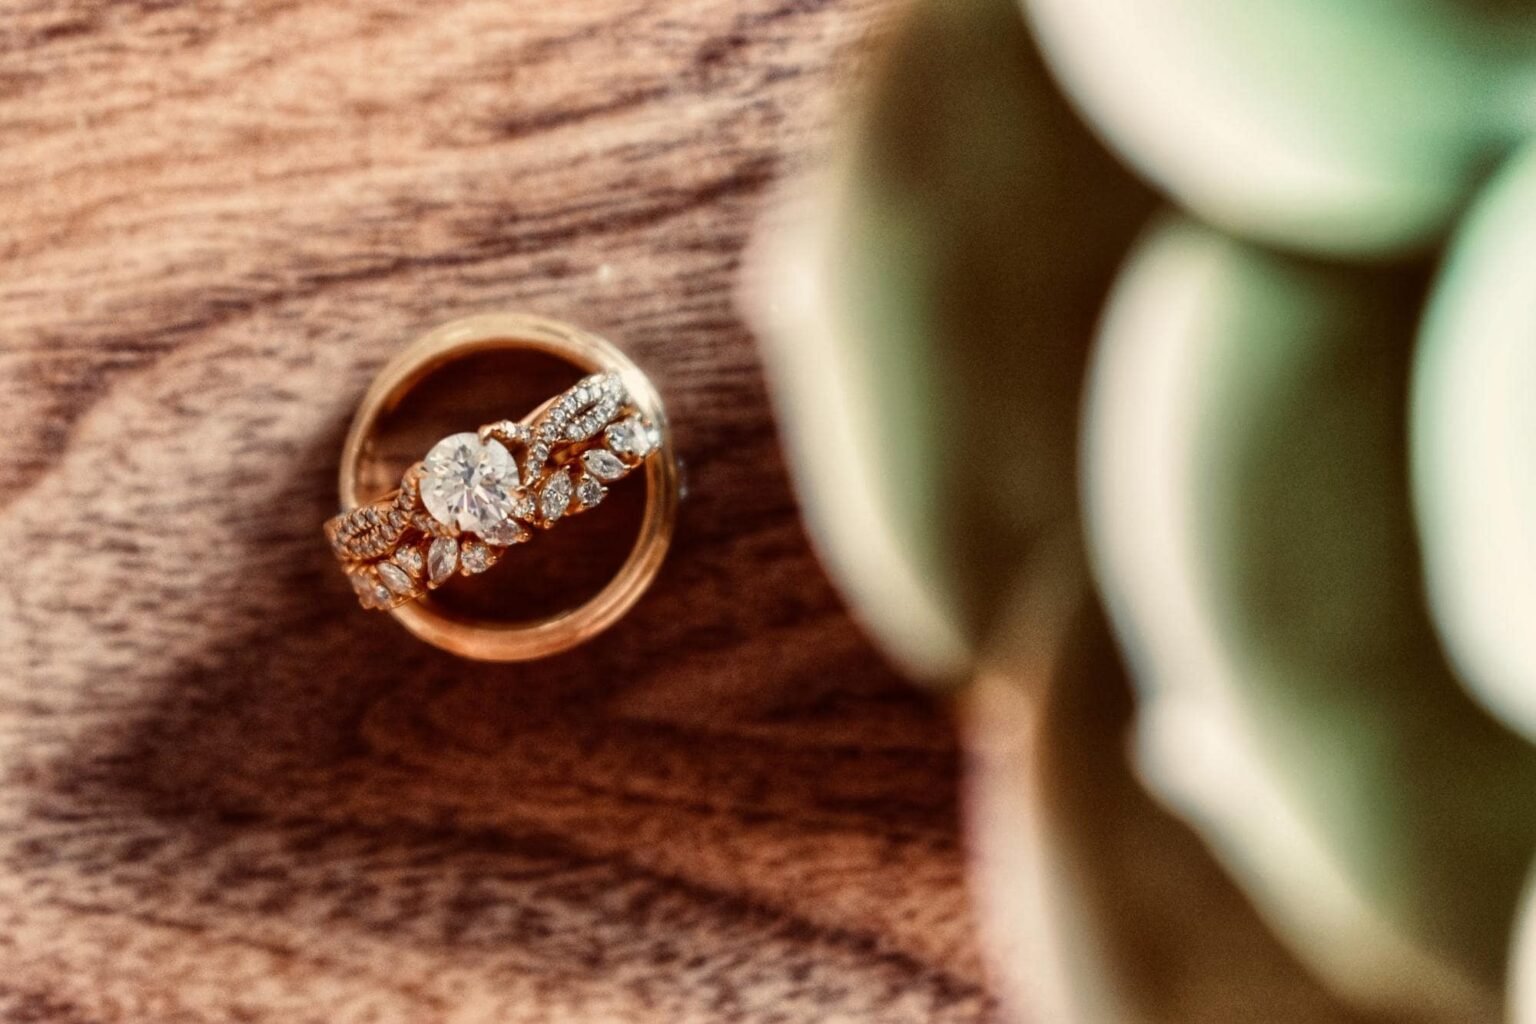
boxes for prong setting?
[327,371,662,609]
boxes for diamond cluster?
[329,373,662,610]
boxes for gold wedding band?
[328,313,678,661]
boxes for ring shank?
[338,313,678,661]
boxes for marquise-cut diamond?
[581,449,627,482]
[393,545,424,578]
[539,471,573,523]
[351,570,392,608]
[482,518,527,547]
[377,561,415,596]
[427,537,458,584]
[420,433,521,537]
[606,416,656,459]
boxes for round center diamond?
[419,432,520,536]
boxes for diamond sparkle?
[377,561,415,596]
[539,471,573,523]
[460,539,493,574]
[427,537,458,584]
[605,416,656,460]
[581,449,627,483]
[419,433,521,537]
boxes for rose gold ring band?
[328,313,678,661]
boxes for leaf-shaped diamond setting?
[328,369,665,613]
[377,561,416,596]
[482,518,529,547]
[581,449,627,483]
[539,470,573,523]
[427,537,459,585]
[393,545,425,578]
[605,415,657,460]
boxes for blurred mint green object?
[747,0,1536,1020]
[1023,0,1536,255]
[747,0,1152,679]
[1085,216,1536,1018]
[1414,142,1536,741]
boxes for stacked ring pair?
[326,313,678,662]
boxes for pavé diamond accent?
[521,373,628,481]
[480,420,531,446]
[460,539,493,574]
[576,475,606,509]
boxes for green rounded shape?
[1084,216,1536,1014]
[965,576,1376,1024]
[749,0,1152,679]
[1023,0,1536,255]
[1414,142,1536,740]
